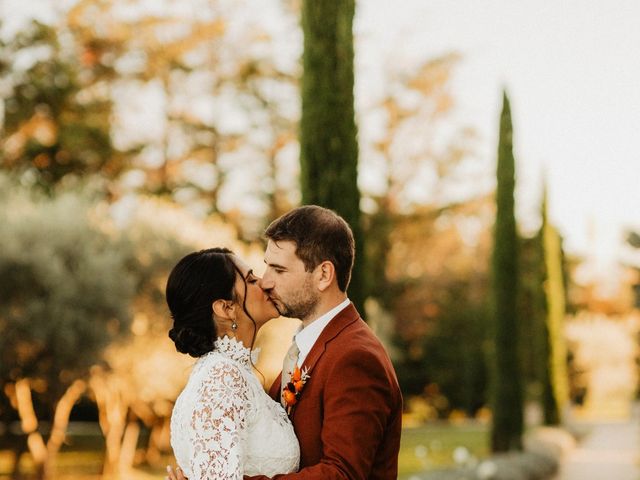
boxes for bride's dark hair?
[166,247,238,358]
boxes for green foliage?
[0,175,133,404]
[369,199,494,416]
[299,0,365,313]
[625,232,640,308]
[518,234,549,403]
[519,187,575,425]
[396,279,490,417]
[423,298,489,416]
[540,188,569,423]
[490,92,524,452]
[627,231,640,249]
[386,217,490,413]
[364,207,400,310]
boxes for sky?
[3,0,639,284]
[356,0,640,281]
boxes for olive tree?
[0,177,134,479]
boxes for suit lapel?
[300,303,359,373]
[288,303,360,417]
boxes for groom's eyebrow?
[265,260,287,270]
[245,269,254,279]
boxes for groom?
[249,205,402,479]
[170,205,402,479]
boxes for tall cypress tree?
[299,0,365,313]
[541,185,569,424]
[533,186,560,425]
[490,91,524,452]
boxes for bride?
[166,247,299,478]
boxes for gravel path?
[554,404,640,480]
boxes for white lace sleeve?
[188,360,250,479]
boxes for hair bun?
[169,325,214,358]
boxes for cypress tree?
[490,91,524,452]
[299,0,365,314]
[534,187,560,425]
[541,185,569,423]
[518,233,547,410]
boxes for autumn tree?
[356,52,488,412]
[66,0,301,235]
[490,92,524,452]
[1,1,302,235]
[361,53,476,308]
[0,21,122,192]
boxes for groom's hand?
[166,465,188,480]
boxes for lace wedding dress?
[171,336,300,479]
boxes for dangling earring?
[231,321,238,331]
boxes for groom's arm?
[246,346,401,479]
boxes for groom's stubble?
[271,273,319,322]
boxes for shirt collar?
[294,298,351,366]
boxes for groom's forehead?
[265,240,300,262]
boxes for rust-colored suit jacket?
[246,303,402,480]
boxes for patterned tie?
[280,337,300,407]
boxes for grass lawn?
[1,422,489,479]
[398,422,490,479]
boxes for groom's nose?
[259,276,274,291]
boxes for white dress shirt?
[294,298,351,367]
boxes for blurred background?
[1,0,638,479]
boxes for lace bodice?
[171,336,300,479]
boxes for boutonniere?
[282,365,310,414]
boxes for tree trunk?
[90,374,129,476]
[119,420,141,471]
[41,379,86,479]
[5,379,85,480]
[10,380,47,468]
[145,417,170,467]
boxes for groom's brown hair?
[265,205,355,292]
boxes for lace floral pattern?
[171,336,299,479]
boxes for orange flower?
[283,389,298,406]
[282,366,310,413]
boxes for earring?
[231,321,238,331]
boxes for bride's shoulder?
[200,353,257,388]
[197,351,242,375]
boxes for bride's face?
[231,256,280,327]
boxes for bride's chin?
[266,301,281,318]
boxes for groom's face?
[261,240,319,321]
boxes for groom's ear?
[316,261,335,292]
[212,299,235,319]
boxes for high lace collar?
[213,336,260,367]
